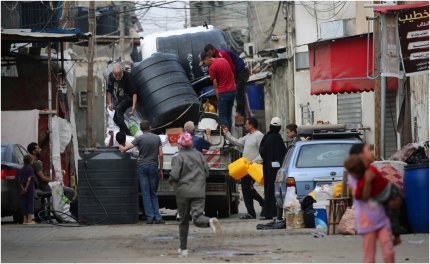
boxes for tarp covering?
[308,34,398,95]
[1,110,39,148]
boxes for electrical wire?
[262,2,282,44]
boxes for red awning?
[373,2,428,13]
[308,34,398,95]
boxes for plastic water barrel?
[404,163,429,233]
[247,84,264,110]
[78,149,139,225]
[156,29,227,79]
[132,53,200,131]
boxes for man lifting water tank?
[106,63,137,136]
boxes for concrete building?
[189,1,249,52]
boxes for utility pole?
[373,1,381,160]
[120,4,126,60]
[285,1,296,124]
[86,1,95,148]
[184,2,187,28]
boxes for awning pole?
[48,42,53,178]
[380,76,386,160]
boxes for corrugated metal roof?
[1,29,91,42]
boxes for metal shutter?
[337,93,362,129]
[384,89,398,158]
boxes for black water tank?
[132,53,200,131]
[78,149,138,225]
[156,29,227,80]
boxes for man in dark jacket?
[107,63,137,135]
[259,117,287,220]
[169,132,221,257]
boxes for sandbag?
[337,207,355,235]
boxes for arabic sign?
[398,5,429,76]
[381,14,403,78]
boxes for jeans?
[218,91,236,131]
[235,69,249,116]
[137,163,162,221]
[114,96,132,136]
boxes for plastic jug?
[228,157,250,180]
[248,163,264,185]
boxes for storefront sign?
[398,6,429,76]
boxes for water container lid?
[405,161,429,169]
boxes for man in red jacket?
[199,51,236,131]
[205,44,249,126]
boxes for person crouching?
[169,132,222,257]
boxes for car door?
[290,142,355,199]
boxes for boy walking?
[169,132,221,257]
[18,155,36,224]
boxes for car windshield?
[296,143,353,168]
[1,146,7,161]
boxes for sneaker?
[209,218,222,234]
[146,219,154,224]
[155,219,165,224]
[178,248,188,257]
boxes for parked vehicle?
[1,142,28,224]
[275,125,362,207]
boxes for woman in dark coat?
[259,117,287,220]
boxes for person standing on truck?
[205,44,249,126]
[169,132,222,257]
[184,121,212,153]
[223,117,265,220]
[119,120,164,224]
[199,51,236,132]
[107,63,138,136]
[259,117,287,220]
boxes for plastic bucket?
[228,157,250,180]
[404,163,429,233]
[314,205,328,229]
[248,163,264,185]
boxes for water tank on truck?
[132,53,200,132]
[141,26,227,83]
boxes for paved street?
[2,191,429,263]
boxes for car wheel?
[13,212,24,224]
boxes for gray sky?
[136,1,190,37]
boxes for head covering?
[178,132,193,149]
[270,117,282,126]
[269,124,282,134]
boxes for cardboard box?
[166,128,183,146]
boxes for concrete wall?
[263,60,290,135]
[72,58,109,148]
[248,1,287,52]
[410,74,429,143]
